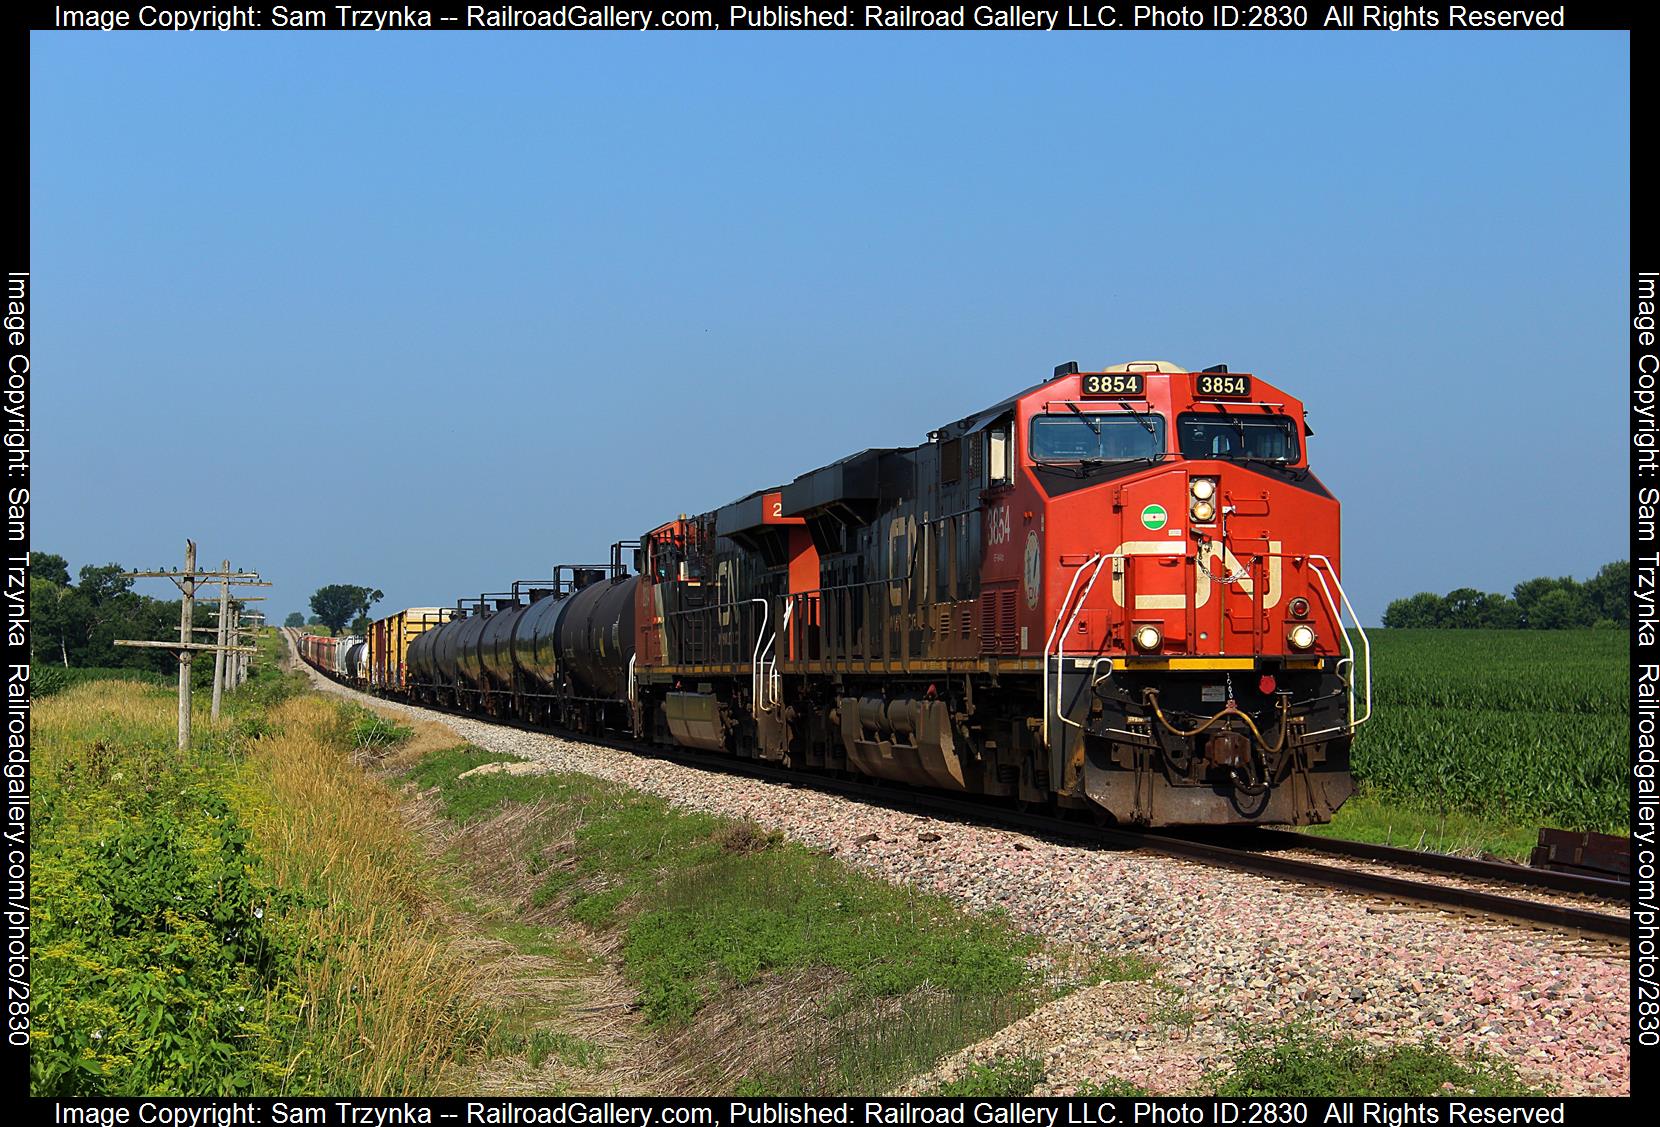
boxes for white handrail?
[768,599,794,709]
[1054,557,1110,736]
[1305,554,1371,732]
[1041,554,1107,747]
[748,597,769,711]
[754,597,792,713]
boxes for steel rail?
[629,742,1634,941]
[1221,827,1630,901]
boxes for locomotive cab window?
[1029,412,1165,463]
[1176,413,1299,462]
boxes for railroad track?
[1221,827,1630,900]
[706,764,1634,943]
[285,634,1630,942]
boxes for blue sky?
[31,31,1629,626]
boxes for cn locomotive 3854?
[301,360,1371,827]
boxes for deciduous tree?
[309,585,383,634]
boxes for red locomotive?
[329,360,1370,827]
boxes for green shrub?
[32,724,304,1095]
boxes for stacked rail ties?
[292,358,1628,937]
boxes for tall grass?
[31,679,490,1095]
[234,695,492,1094]
[31,666,173,698]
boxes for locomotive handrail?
[1041,553,1112,748]
[667,569,919,669]
[1051,556,1111,743]
[1304,555,1372,734]
[748,598,770,711]
[755,598,793,711]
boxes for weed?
[1074,1077,1152,1096]
[31,679,490,1096]
[925,1056,1047,1097]
[1205,1025,1546,1097]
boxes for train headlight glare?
[1191,499,1216,523]
[1288,624,1317,651]
[1190,477,1216,502]
[1134,625,1162,652]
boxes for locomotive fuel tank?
[555,575,640,700]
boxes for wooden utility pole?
[211,559,230,722]
[116,541,268,749]
[178,541,196,745]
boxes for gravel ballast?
[297,660,1629,1096]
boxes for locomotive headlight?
[1134,625,1163,652]
[1191,499,1216,523]
[1190,477,1217,502]
[1288,623,1317,651]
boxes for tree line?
[278,585,384,635]
[1381,561,1628,629]
[30,551,243,682]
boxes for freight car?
[307,360,1369,827]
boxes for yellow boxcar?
[368,607,453,692]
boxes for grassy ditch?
[404,745,1100,1096]
[30,656,490,1095]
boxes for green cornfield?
[1351,630,1629,834]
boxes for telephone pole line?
[116,539,270,748]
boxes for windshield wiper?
[1237,455,1309,480]
[1213,401,1248,445]
[1116,399,1158,439]
[1065,401,1101,436]
[1031,457,1091,479]
[1032,455,1159,479]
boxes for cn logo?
[1107,541,1283,611]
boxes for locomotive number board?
[1195,373,1252,397]
[1079,373,1145,397]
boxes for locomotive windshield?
[1030,412,1166,463]
[1177,413,1299,462]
